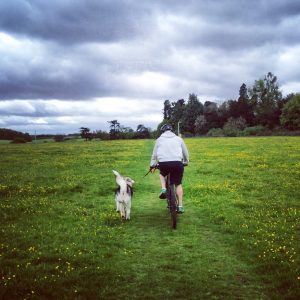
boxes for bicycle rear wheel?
[167,175,177,229]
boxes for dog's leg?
[125,198,131,220]
[120,203,125,218]
[115,197,120,212]
[126,206,130,220]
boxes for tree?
[237,83,254,124]
[181,94,204,134]
[249,72,282,128]
[276,93,294,125]
[163,100,172,120]
[218,100,231,128]
[169,99,185,133]
[228,100,240,119]
[80,127,93,141]
[108,120,121,139]
[195,115,208,134]
[280,94,300,130]
[134,124,150,139]
[227,84,254,125]
[238,83,248,102]
[203,101,220,131]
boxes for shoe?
[177,206,184,214]
[159,188,167,199]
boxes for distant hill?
[0,128,32,142]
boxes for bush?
[207,128,224,137]
[182,132,194,138]
[54,135,65,142]
[242,125,266,136]
[269,129,300,136]
[223,117,246,137]
[10,137,27,144]
[223,124,242,137]
[256,128,273,136]
[223,127,242,137]
[94,130,110,140]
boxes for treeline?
[80,122,154,141]
[0,129,82,143]
[0,128,32,142]
[159,72,300,137]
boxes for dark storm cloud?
[0,0,152,44]
[180,23,300,51]
[159,0,300,25]
[156,0,300,50]
[2,0,297,49]
[0,60,111,100]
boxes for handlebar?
[144,162,188,177]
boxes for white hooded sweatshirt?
[150,131,189,166]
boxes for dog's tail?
[113,170,127,203]
[113,170,123,184]
[112,170,120,177]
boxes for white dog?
[112,170,134,220]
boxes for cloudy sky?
[0,0,300,134]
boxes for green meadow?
[0,137,299,299]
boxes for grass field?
[0,137,299,299]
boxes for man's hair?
[160,124,173,134]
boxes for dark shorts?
[159,161,184,185]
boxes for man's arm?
[150,141,159,167]
[181,140,189,164]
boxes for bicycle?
[144,164,178,229]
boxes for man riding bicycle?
[150,124,189,213]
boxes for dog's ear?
[125,178,134,187]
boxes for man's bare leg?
[176,184,183,207]
[160,174,166,189]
